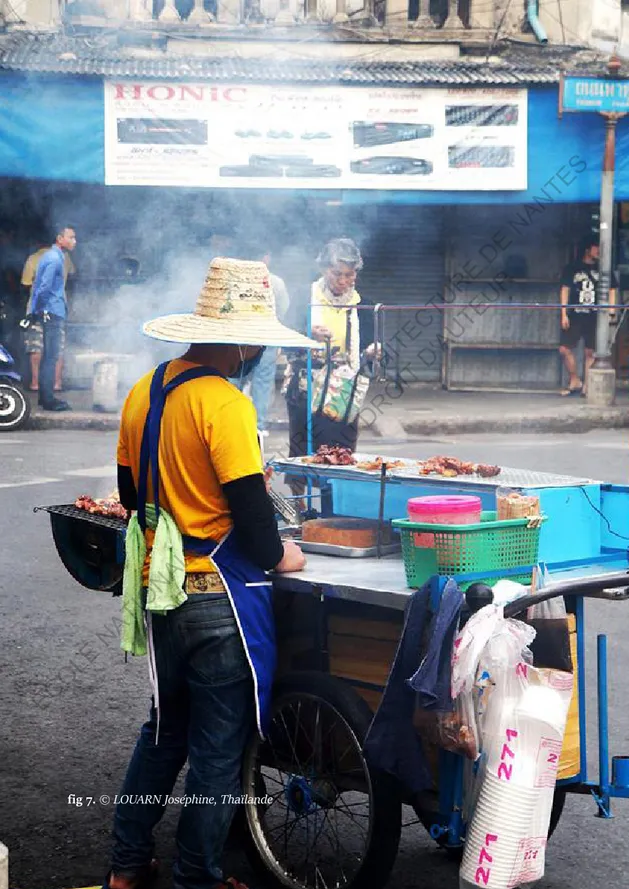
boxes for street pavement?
[0,428,628,889]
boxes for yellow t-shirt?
[117,359,263,578]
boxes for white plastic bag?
[529,563,568,621]
[451,604,532,763]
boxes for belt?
[184,572,227,595]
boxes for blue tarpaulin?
[0,71,628,203]
[0,73,104,184]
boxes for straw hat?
[143,257,318,348]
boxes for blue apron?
[136,361,276,738]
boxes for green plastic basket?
[392,510,544,589]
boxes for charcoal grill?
[34,504,126,594]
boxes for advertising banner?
[104,81,528,190]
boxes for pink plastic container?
[407,495,482,547]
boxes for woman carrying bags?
[284,238,378,496]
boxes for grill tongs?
[268,487,302,527]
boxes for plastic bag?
[451,605,536,765]
[414,605,520,763]
[457,604,574,889]
[526,564,573,674]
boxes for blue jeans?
[110,594,254,888]
[39,315,65,406]
[232,347,278,431]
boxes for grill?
[35,503,125,594]
[272,456,595,490]
[34,503,128,532]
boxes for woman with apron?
[103,258,317,889]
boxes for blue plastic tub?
[329,477,495,523]
[329,476,604,565]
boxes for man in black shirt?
[559,237,617,396]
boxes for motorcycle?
[0,343,31,430]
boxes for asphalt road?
[1,428,628,889]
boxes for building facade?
[0,0,628,393]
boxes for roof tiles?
[0,30,620,85]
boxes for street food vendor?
[103,258,316,889]
[283,238,378,500]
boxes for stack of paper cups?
[460,774,546,889]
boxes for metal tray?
[292,539,401,558]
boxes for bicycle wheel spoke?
[278,710,302,773]
[334,795,370,836]
[260,767,288,789]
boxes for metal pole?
[593,113,617,368]
[587,53,625,405]
[597,634,612,818]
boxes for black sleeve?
[223,474,285,571]
[117,464,138,512]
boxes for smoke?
[62,189,380,392]
[0,170,381,398]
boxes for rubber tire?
[0,382,30,431]
[414,786,567,859]
[237,671,402,889]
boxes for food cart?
[36,454,629,889]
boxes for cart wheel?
[238,671,402,889]
[414,786,567,856]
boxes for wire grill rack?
[34,504,128,532]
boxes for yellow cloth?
[310,279,361,372]
[117,359,263,582]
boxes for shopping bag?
[311,359,370,424]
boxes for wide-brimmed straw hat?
[143,257,317,348]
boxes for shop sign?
[104,81,528,191]
[560,76,629,114]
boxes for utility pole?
[588,56,624,405]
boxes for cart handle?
[503,572,629,618]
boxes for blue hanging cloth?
[363,577,463,794]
